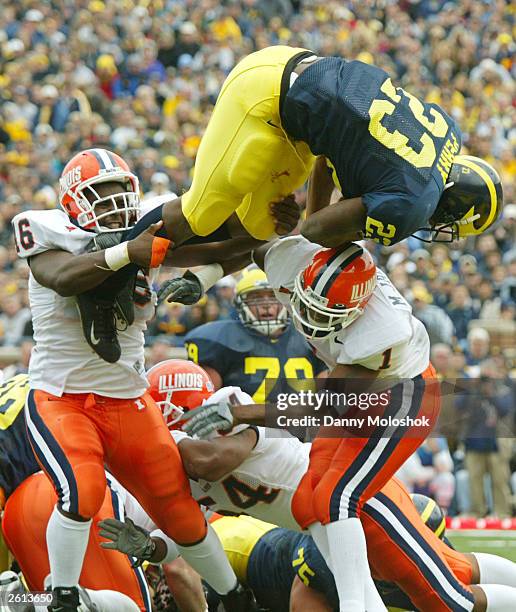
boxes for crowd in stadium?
[0,0,514,525]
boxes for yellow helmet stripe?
[420,498,437,524]
[435,517,446,539]
[454,156,497,232]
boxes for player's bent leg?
[82,483,150,611]
[2,472,149,611]
[312,366,440,524]
[181,45,315,240]
[107,393,206,545]
[25,390,108,601]
[2,473,55,590]
[25,390,107,519]
[108,394,239,598]
[361,479,474,612]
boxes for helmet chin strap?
[457,213,481,225]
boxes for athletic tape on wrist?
[104,242,130,271]
[195,263,224,291]
[150,237,171,268]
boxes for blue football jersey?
[246,529,339,610]
[185,319,326,402]
[282,58,462,244]
[0,375,40,501]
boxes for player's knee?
[292,474,317,529]
[312,483,358,524]
[156,496,207,544]
[72,467,106,519]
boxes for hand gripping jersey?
[265,236,430,378]
[281,58,461,244]
[185,319,326,402]
[0,375,40,502]
[12,209,155,397]
[173,386,310,531]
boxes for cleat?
[76,293,121,363]
[219,582,259,612]
[77,586,99,611]
[48,586,80,612]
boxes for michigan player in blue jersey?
[184,269,326,402]
[0,374,40,571]
[125,45,502,252]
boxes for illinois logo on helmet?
[235,268,288,337]
[291,243,376,340]
[426,154,503,241]
[147,359,215,429]
[59,148,140,233]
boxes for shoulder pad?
[185,320,255,353]
[12,209,94,259]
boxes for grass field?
[448,530,516,562]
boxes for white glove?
[181,401,234,439]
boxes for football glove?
[181,401,234,439]
[157,270,203,305]
[98,517,155,567]
[86,231,125,252]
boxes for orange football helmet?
[147,359,215,429]
[292,243,376,340]
[58,148,140,233]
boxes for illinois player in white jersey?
[104,359,516,612]
[177,238,440,611]
[11,148,253,612]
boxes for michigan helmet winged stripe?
[453,156,498,233]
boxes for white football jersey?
[12,208,153,398]
[173,383,310,531]
[265,236,429,379]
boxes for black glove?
[157,270,203,305]
[98,517,156,567]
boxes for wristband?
[195,263,224,291]
[150,237,171,268]
[104,242,130,271]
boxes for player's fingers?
[271,210,299,225]
[146,221,164,235]
[99,518,124,529]
[98,525,120,537]
[99,541,119,549]
[275,223,294,236]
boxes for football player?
[184,269,326,402]
[124,45,502,252]
[183,238,442,611]
[11,149,254,612]
[106,359,516,612]
[96,46,504,315]
[0,374,147,611]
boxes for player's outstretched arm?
[30,222,167,296]
[306,156,335,218]
[177,427,259,481]
[300,196,366,247]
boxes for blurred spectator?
[465,328,491,372]
[415,438,456,512]
[446,286,479,343]
[1,338,33,378]
[0,295,31,346]
[146,339,172,369]
[458,360,514,518]
[143,173,171,200]
[410,284,454,346]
